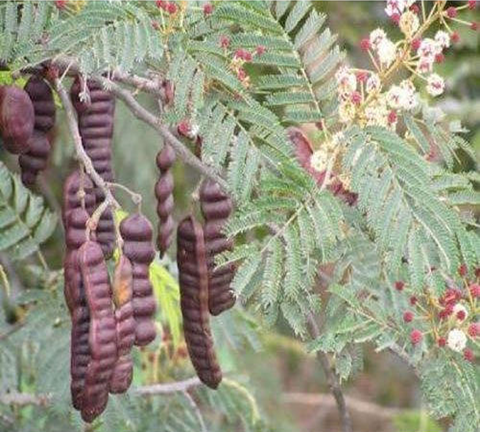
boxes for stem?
[307,314,353,432]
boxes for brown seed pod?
[70,77,116,258]
[177,215,222,389]
[119,213,157,346]
[63,208,91,411]
[18,75,56,186]
[109,255,136,394]
[78,240,117,423]
[199,180,236,316]
[155,143,176,257]
[0,85,34,154]
[62,170,96,227]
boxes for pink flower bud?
[360,38,371,51]
[410,329,422,345]
[395,281,405,291]
[403,311,414,323]
[446,7,458,18]
[203,3,213,16]
[468,323,479,338]
[463,348,474,362]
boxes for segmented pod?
[109,256,136,394]
[155,143,176,257]
[62,170,96,227]
[63,208,91,411]
[119,214,157,346]
[199,180,236,316]
[71,78,116,258]
[78,241,117,423]
[19,75,56,186]
[177,215,222,389]
[0,85,34,154]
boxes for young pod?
[70,77,116,258]
[177,215,222,389]
[109,256,136,394]
[155,143,176,257]
[63,208,91,411]
[78,241,117,423]
[0,85,34,154]
[200,180,236,316]
[119,213,157,346]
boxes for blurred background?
[0,2,478,432]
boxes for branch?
[0,392,51,407]
[52,77,120,218]
[307,314,353,432]
[132,377,202,396]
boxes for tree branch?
[307,314,353,432]
[132,377,202,396]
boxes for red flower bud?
[166,2,178,14]
[360,38,371,51]
[463,348,474,362]
[411,38,421,51]
[446,7,458,18]
[203,3,213,16]
[220,35,230,49]
[451,32,461,43]
[403,311,414,323]
[410,296,418,306]
[410,329,422,345]
[395,281,405,291]
[438,337,446,347]
[468,323,479,337]
[388,110,398,124]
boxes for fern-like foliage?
[0,162,57,261]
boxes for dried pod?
[155,143,176,257]
[200,180,236,316]
[63,208,91,410]
[177,215,222,389]
[62,170,96,227]
[78,241,117,423]
[70,77,116,258]
[119,213,157,346]
[0,85,34,154]
[109,256,135,394]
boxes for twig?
[133,377,202,396]
[182,391,207,432]
[52,77,120,219]
[0,392,51,407]
[283,392,401,419]
[307,314,353,432]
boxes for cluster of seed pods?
[0,74,56,186]
[71,78,116,258]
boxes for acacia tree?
[0,1,478,431]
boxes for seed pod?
[200,180,236,316]
[109,255,135,394]
[0,85,34,154]
[63,208,91,411]
[119,214,157,346]
[62,170,96,227]
[70,77,116,258]
[155,143,176,257]
[78,241,117,423]
[177,215,222,389]
[18,75,56,186]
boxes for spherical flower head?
[360,38,371,51]
[451,32,461,44]
[203,3,213,16]
[403,311,414,322]
[385,0,407,17]
[453,304,468,322]
[350,91,362,105]
[435,53,445,63]
[399,11,419,37]
[410,329,422,345]
[411,37,421,51]
[468,0,477,10]
[237,67,247,81]
[366,73,381,93]
[410,4,420,14]
[377,38,397,67]
[391,12,401,24]
[468,323,479,338]
[438,337,446,347]
[399,80,418,110]
[388,110,398,124]
[426,73,445,97]
[335,66,357,96]
[417,57,434,74]
[166,2,178,14]
[410,295,418,305]
[418,38,441,59]
[369,28,387,50]
[435,30,451,49]
[446,6,457,18]
[255,45,266,56]
[458,263,468,277]
[447,329,467,352]
[220,35,230,49]
[469,283,480,298]
[471,22,479,31]
[310,149,328,173]
[463,348,474,362]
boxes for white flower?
[447,329,467,352]
[377,38,397,67]
[366,73,381,93]
[400,80,418,110]
[426,73,445,96]
[417,57,434,74]
[399,11,419,37]
[418,38,441,59]
[385,0,406,17]
[310,149,328,173]
[452,304,468,321]
[364,95,389,127]
[335,66,357,96]
[435,30,450,49]
[386,85,404,109]
[370,28,387,50]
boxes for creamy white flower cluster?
[385,0,417,17]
